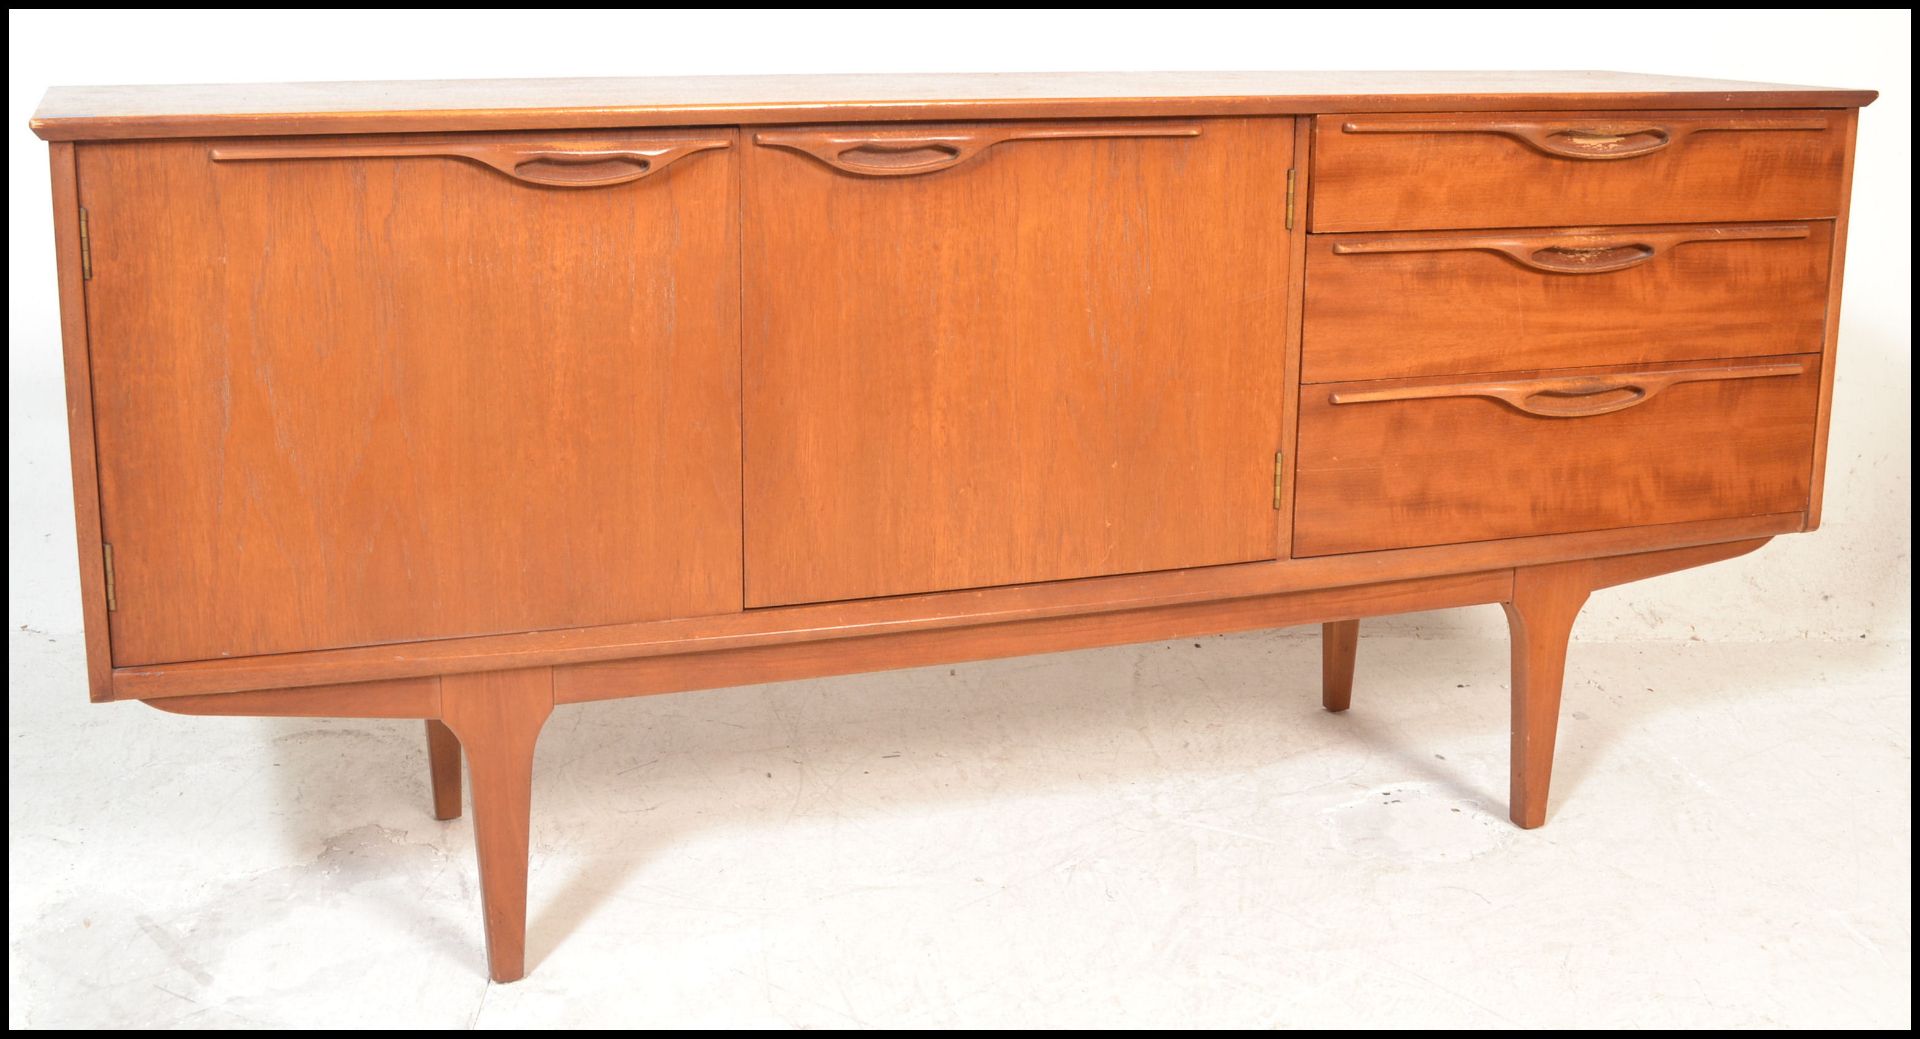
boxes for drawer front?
[79,130,745,665]
[742,118,1291,607]
[1293,358,1821,557]
[1303,222,1833,382]
[1312,110,1849,232]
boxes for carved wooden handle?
[1328,362,1808,418]
[754,124,1201,177]
[1339,116,1828,160]
[210,138,731,187]
[1330,224,1811,274]
[1516,124,1673,159]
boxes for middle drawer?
[1303,222,1832,382]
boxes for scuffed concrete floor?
[7,625,1911,1028]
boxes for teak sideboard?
[29,71,1876,983]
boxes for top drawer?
[1311,109,1849,232]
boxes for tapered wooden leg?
[1321,619,1360,712]
[439,668,553,984]
[425,719,463,820]
[1502,564,1592,829]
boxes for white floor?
[6,626,1911,1029]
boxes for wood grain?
[143,676,440,717]
[426,720,462,821]
[1294,357,1823,556]
[1325,361,1807,418]
[22,71,1879,982]
[29,72,1877,142]
[1500,537,1768,828]
[439,668,553,984]
[1326,223,1813,272]
[1312,109,1850,232]
[555,572,1507,703]
[1584,537,1772,590]
[1807,109,1862,530]
[208,136,731,188]
[1304,222,1833,381]
[1320,620,1359,712]
[46,143,113,700]
[1337,113,1829,160]
[1275,117,1313,559]
[109,512,1805,700]
[77,130,744,665]
[742,117,1291,606]
[1504,562,1589,829]
[753,123,1200,176]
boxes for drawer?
[1303,222,1833,382]
[1312,110,1849,232]
[1292,357,1821,557]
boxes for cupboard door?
[742,118,1291,607]
[79,131,743,666]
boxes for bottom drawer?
[1292,356,1821,557]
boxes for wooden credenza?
[29,71,1876,982]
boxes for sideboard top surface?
[30,70,1878,141]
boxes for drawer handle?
[1330,224,1811,275]
[209,138,731,188]
[1328,362,1808,419]
[1526,243,1656,273]
[1340,116,1828,161]
[754,124,1200,177]
[1525,125,1673,159]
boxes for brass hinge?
[102,542,117,612]
[1284,169,1296,231]
[78,207,93,280]
[1272,451,1285,510]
